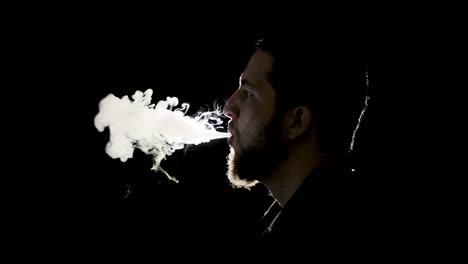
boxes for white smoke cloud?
[94,88,230,182]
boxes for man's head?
[224,32,367,189]
[223,49,287,189]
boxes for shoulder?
[261,161,374,243]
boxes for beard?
[226,114,287,190]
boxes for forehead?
[241,49,274,88]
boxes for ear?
[284,106,312,140]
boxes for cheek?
[237,105,273,143]
[239,121,264,145]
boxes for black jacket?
[255,159,386,256]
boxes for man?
[222,33,376,252]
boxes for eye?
[244,90,254,97]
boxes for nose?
[223,93,239,120]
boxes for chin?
[226,148,258,190]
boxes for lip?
[227,126,234,137]
[227,126,233,135]
[227,124,235,145]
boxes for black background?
[7,8,454,256]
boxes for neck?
[262,145,327,207]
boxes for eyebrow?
[238,74,244,85]
[239,74,254,87]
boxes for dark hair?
[256,32,368,157]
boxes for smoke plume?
[94,88,230,182]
